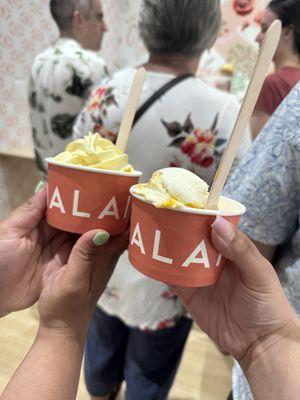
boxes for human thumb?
[211,216,277,288]
[66,230,110,289]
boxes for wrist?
[36,324,86,351]
[240,321,300,392]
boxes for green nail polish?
[34,181,44,193]
[93,231,110,246]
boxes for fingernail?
[92,231,110,246]
[211,216,234,243]
[34,181,44,193]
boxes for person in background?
[73,1,251,399]
[225,81,300,399]
[251,0,300,139]
[29,0,108,179]
[0,193,299,400]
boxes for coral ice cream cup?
[46,158,142,235]
[129,188,246,287]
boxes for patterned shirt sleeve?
[224,83,300,245]
[73,82,119,142]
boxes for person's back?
[29,0,108,178]
[74,67,250,185]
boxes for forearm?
[241,324,300,400]
[0,326,85,400]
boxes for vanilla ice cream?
[132,168,209,209]
[54,132,133,172]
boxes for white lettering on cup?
[98,196,120,220]
[152,230,173,264]
[131,222,145,255]
[123,196,131,219]
[49,187,66,214]
[216,254,222,267]
[182,240,210,269]
[72,190,91,218]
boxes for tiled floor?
[0,308,233,400]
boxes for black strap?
[132,73,193,127]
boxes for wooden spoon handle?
[206,20,282,210]
[116,67,146,152]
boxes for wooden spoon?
[116,67,146,152]
[206,20,282,210]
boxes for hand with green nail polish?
[0,185,128,327]
[0,188,129,400]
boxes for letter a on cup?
[182,240,210,269]
[131,222,145,255]
[98,196,120,220]
[49,187,66,214]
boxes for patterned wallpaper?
[0,0,57,151]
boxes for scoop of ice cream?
[54,132,133,172]
[132,168,209,209]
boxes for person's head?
[50,0,107,51]
[256,0,300,62]
[139,0,221,60]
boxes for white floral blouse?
[29,38,108,177]
[73,67,251,330]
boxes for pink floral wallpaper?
[0,0,58,151]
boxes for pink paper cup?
[46,158,142,235]
[128,188,246,287]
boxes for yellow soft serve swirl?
[54,132,133,172]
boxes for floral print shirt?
[73,67,251,330]
[224,82,300,400]
[29,38,108,177]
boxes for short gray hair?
[50,0,92,31]
[139,0,221,57]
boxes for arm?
[175,217,300,400]
[242,327,300,400]
[72,81,119,142]
[1,329,84,400]
[250,109,270,139]
[0,204,128,400]
[251,73,284,140]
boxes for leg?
[89,383,121,400]
[84,307,128,399]
[125,317,193,400]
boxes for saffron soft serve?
[132,168,209,209]
[54,132,133,173]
